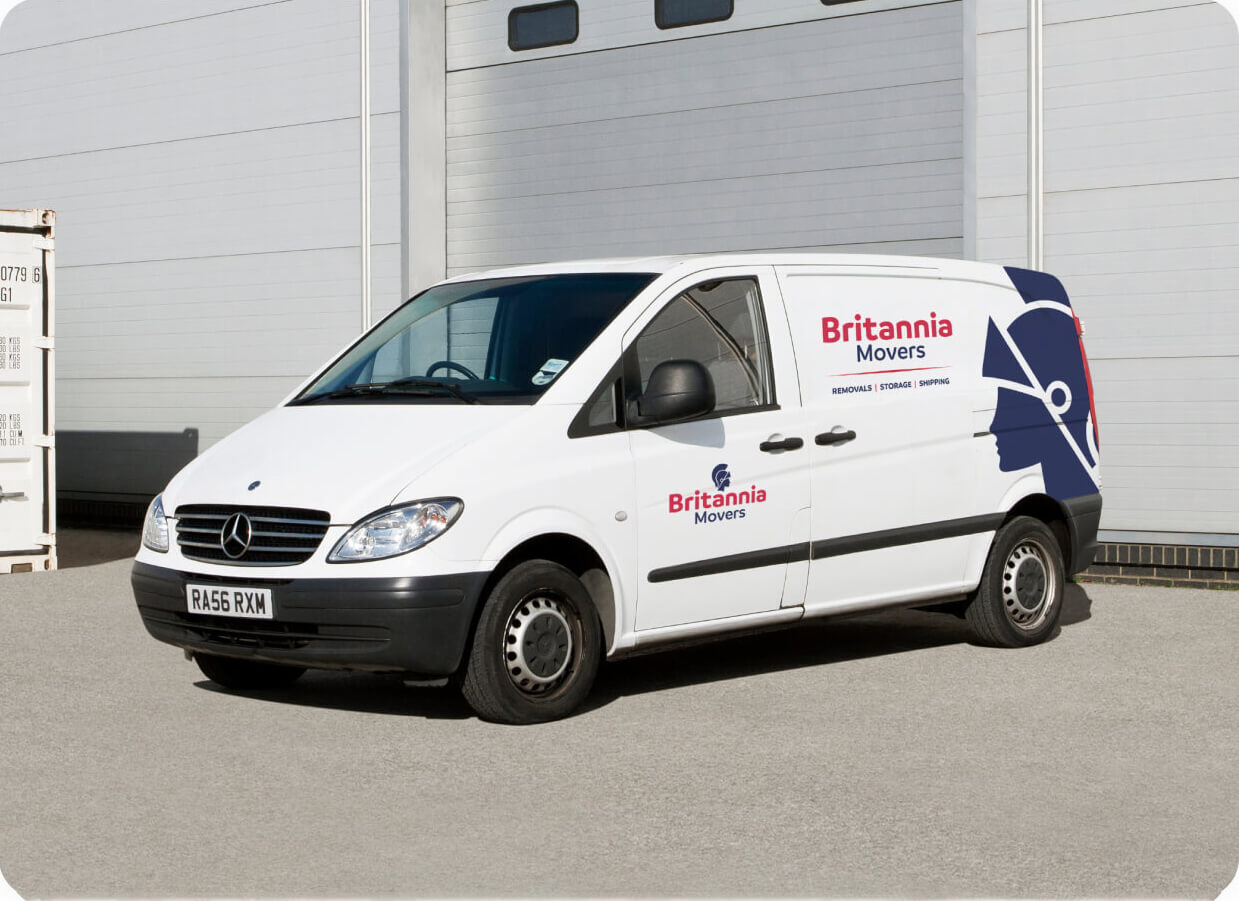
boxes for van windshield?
[292,272,657,405]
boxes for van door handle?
[759,437,803,453]
[815,429,856,446]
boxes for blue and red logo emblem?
[983,267,1100,499]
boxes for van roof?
[443,253,1016,287]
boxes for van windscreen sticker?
[531,358,569,386]
[983,268,1099,499]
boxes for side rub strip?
[647,513,1006,584]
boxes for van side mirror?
[628,359,715,427]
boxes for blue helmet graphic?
[983,268,1099,500]
[711,463,731,492]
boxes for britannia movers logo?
[669,463,767,524]
[822,311,956,393]
[822,311,954,362]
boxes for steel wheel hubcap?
[1002,539,1055,630]
[504,595,573,693]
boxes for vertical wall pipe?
[399,0,411,302]
[360,0,372,331]
[961,0,977,261]
[1027,0,1044,270]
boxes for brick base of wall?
[1076,542,1239,590]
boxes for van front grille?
[175,505,331,566]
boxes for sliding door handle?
[815,429,856,446]
[759,437,804,453]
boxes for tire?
[460,560,603,724]
[965,516,1065,648]
[194,652,306,690]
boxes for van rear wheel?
[461,560,602,725]
[194,652,306,690]
[966,516,1064,647]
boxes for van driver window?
[633,277,773,414]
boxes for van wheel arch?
[469,534,616,655]
[1003,494,1071,569]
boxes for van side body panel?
[775,262,1100,611]
[777,266,992,610]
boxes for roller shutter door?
[445,1,964,275]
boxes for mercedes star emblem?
[220,512,253,559]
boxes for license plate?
[186,584,274,619]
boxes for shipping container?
[0,208,55,572]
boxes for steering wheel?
[425,360,480,380]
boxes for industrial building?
[0,0,1235,575]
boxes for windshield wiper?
[294,377,480,405]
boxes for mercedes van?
[132,255,1102,724]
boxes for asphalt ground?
[1,531,1236,899]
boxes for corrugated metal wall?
[444,0,965,275]
[0,0,403,462]
[974,0,1239,538]
[2,0,1234,540]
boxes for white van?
[132,254,1102,724]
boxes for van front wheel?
[966,516,1064,647]
[461,560,602,724]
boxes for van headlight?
[328,499,463,562]
[142,495,170,553]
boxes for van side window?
[632,278,773,414]
[583,378,619,428]
[568,360,623,438]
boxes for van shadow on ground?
[192,584,1092,721]
[588,583,1092,710]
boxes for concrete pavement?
[0,542,1236,898]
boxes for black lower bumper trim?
[131,561,489,675]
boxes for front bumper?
[131,561,489,676]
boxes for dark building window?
[655,0,733,29]
[509,1,579,51]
